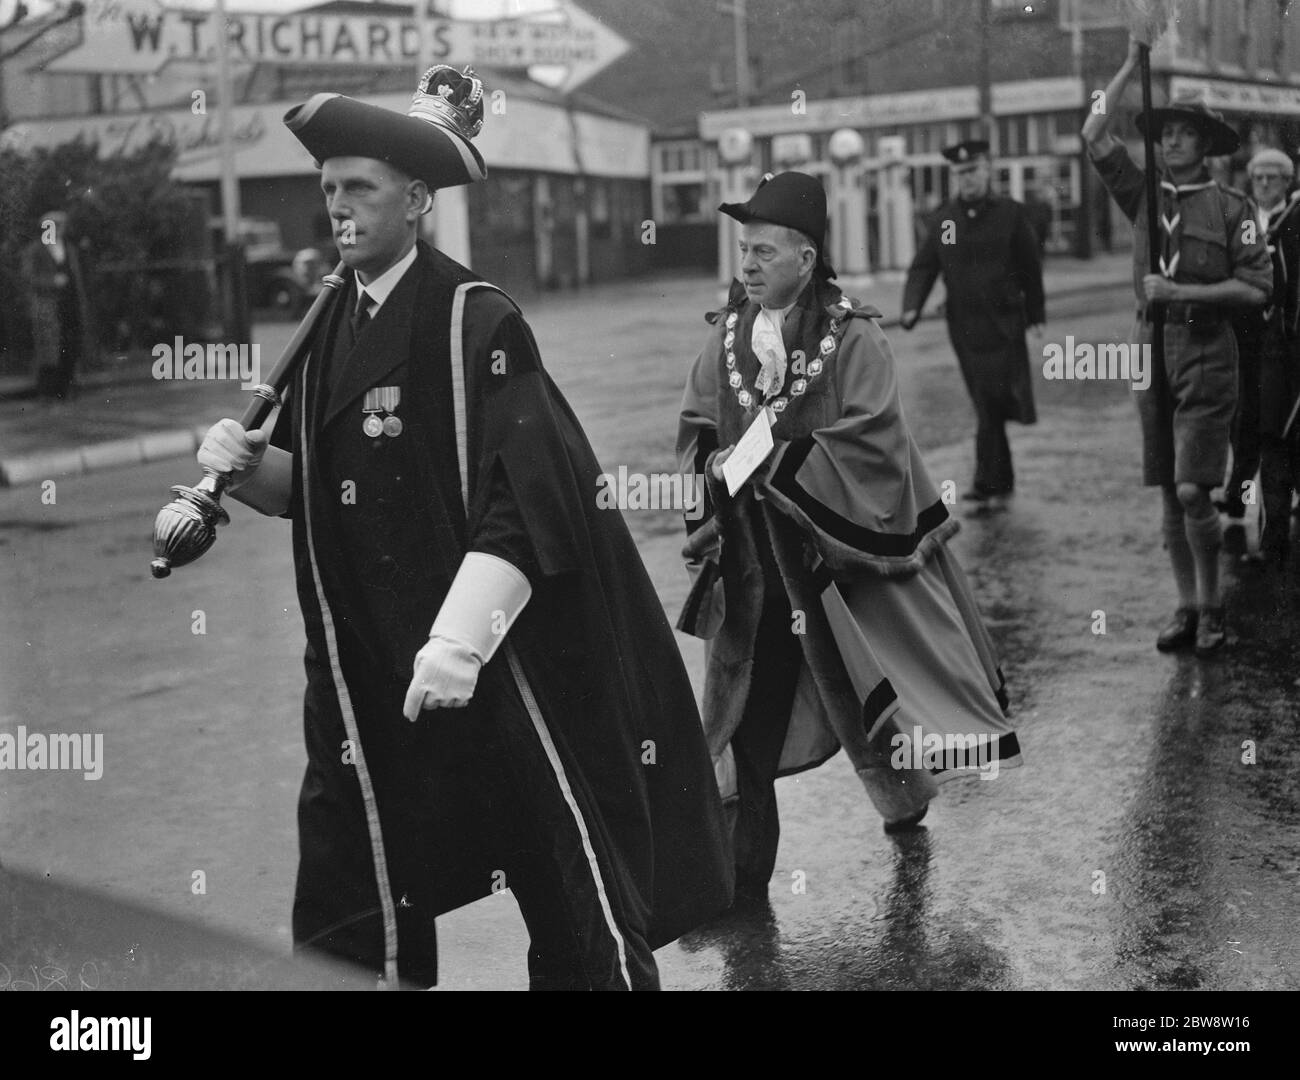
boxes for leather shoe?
[1155,607,1198,652]
[1194,606,1226,657]
[883,805,928,834]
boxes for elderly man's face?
[738,221,816,308]
[952,158,991,201]
[320,156,426,282]
[1251,167,1289,211]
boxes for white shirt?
[355,244,418,319]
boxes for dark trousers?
[1260,433,1300,561]
[732,597,803,890]
[1227,312,1265,514]
[973,396,1015,495]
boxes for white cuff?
[429,551,532,663]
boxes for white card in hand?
[723,407,775,496]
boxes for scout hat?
[941,139,990,165]
[1135,90,1240,157]
[719,171,836,279]
[284,65,487,188]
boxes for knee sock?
[1162,495,1197,608]
[1184,505,1222,608]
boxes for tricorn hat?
[718,171,835,279]
[1135,91,1240,157]
[941,139,990,165]
[284,65,488,189]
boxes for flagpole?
[1138,40,1164,358]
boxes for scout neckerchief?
[1155,169,1216,280]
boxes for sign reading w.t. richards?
[44,1,629,94]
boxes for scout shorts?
[1132,315,1237,488]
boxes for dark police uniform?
[902,193,1045,496]
[1091,143,1273,488]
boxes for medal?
[361,385,402,438]
[361,387,384,437]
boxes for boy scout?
[1083,39,1272,655]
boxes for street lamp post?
[716,127,753,288]
[828,127,868,279]
[214,0,248,343]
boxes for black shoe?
[1156,607,1198,652]
[961,488,991,503]
[1194,606,1227,657]
[883,805,928,834]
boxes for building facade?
[0,1,653,297]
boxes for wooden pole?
[1138,42,1164,360]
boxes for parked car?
[209,217,306,316]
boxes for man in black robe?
[900,140,1046,510]
[196,67,730,990]
[1246,147,1300,565]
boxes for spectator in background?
[22,209,91,401]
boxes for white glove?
[403,552,532,721]
[198,418,267,491]
[403,636,483,717]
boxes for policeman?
[901,139,1046,511]
[1083,39,1272,655]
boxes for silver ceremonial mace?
[150,263,346,579]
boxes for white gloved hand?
[403,636,483,718]
[198,418,267,490]
[402,552,532,722]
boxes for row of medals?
[362,385,403,438]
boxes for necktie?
[352,290,372,338]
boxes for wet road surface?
[1,278,1296,991]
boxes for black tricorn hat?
[1135,91,1240,157]
[284,65,488,189]
[941,139,990,164]
[718,171,835,279]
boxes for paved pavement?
[0,251,1133,486]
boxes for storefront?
[686,76,1089,279]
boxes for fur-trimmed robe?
[677,277,1022,824]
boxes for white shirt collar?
[758,301,797,323]
[356,244,418,313]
